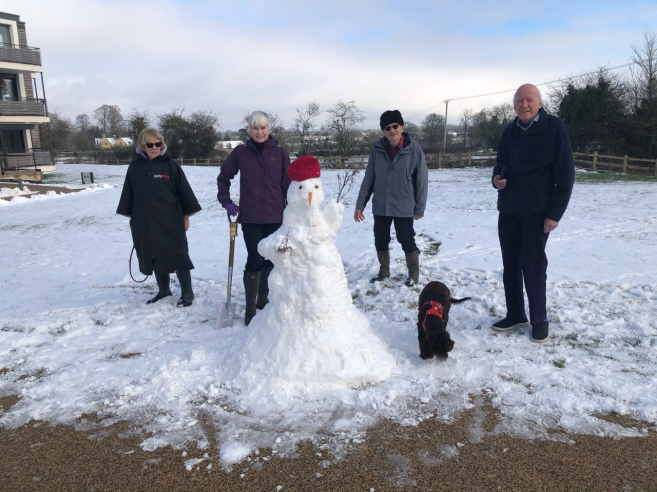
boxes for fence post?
[622,155,628,174]
[467,150,472,167]
[592,151,598,172]
[654,159,657,177]
[193,158,197,166]
[338,155,342,168]
[180,158,184,165]
[438,152,442,169]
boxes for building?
[216,140,244,150]
[0,11,52,179]
[95,134,134,150]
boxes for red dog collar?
[422,300,444,332]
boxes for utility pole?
[442,100,450,153]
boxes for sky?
[10,0,657,129]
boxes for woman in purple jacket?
[217,111,291,325]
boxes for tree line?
[459,31,657,159]
[40,31,657,161]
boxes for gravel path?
[1,399,655,492]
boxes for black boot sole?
[146,292,172,304]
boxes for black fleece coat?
[116,151,202,275]
[493,108,574,222]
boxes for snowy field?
[1,164,656,469]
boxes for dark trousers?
[241,223,282,272]
[498,212,549,326]
[373,215,418,253]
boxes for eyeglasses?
[146,142,162,149]
[384,124,400,132]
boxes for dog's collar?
[422,300,444,332]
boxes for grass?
[575,170,657,184]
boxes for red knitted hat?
[288,156,320,182]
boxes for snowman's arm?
[322,199,344,237]
[258,233,293,262]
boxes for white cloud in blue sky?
[11,0,657,129]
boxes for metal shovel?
[215,212,239,329]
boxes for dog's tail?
[450,297,471,304]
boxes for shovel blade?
[215,302,237,329]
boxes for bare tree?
[628,30,657,155]
[294,101,321,156]
[325,100,365,159]
[75,114,92,133]
[94,104,124,137]
[459,109,474,150]
[421,113,445,151]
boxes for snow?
[1,164,656,468]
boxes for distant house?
[216,140,244,150]
[95,133,134,149]
[0,11,53,179]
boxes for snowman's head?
[288,177,324,209]
[287,156,323,209]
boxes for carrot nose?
[308,191,313,206]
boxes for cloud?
[14,0,655,128]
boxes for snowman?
[222,156,396,406]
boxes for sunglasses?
[384,124,400,132]
[146,142,162,149]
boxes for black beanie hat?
[380,110,404,130]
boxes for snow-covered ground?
[1,164,656,468]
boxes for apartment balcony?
[0,148,52,176]
[0,97,47,118]
[0,43,41,66]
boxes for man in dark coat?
[117,128,201,307]
[491,83,575,343]
[354,110,428,286]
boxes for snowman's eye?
[315,185,319,189]
[298,185,302,189]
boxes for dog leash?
[422,300,444,332]
[129,246,149,283]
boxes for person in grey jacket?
[354,110,428,286]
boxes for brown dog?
[417,281,471,360]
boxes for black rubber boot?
[147,272,172,304]
[244,270,260,325]
[176,269,194,308]
[256,266,273,309]
[404,250,420,286]
[370,250,391,283]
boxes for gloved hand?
[222,202,239,216]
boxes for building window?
[0,24,10,47]
[0,130,26,153]
[0,73,17,100]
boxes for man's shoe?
[146,291,172,304]
[531,320,550,343]
[491,316,530,331]
[404,277,417,287]
[176,297,193,308]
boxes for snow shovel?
[215,212,240,329]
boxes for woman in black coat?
[117,128,202,307]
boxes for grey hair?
[248,110,271,130]
[512,85,543,104]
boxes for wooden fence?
[55,150,657,176]
[573,152,657,176]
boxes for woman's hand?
[184,215,189,231]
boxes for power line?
[406,61,637,123]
